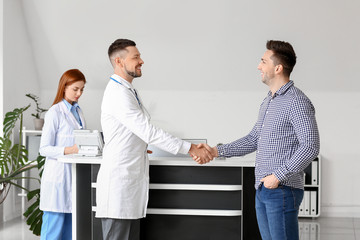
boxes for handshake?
[188,143,219,164]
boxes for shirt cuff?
[178,141,191,155]
[216,144,225,157]
[273,168,287,183]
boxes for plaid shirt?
[217,81,320,189]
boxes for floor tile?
[1,216,359,239]
[0,217,39,240]
[354,218,360,229]
[320,233,356,240]
[355,229,360,239]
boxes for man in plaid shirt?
[196,40,320,240]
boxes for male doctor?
[96,39,213,240]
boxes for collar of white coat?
[62,98,80,110]
[111,74,134,90]
[58,100,85,129]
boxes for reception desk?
[59,154,261,240]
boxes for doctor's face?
[64,80,85,104]
[123,46,144,78]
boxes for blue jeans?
[255,184,304,240]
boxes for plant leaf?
[26,189,40,201]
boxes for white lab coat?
[39,101,86,213]
[96,74,191,219]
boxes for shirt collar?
[111,74,134,90]
[268,80,294,97]
[62,99,80,110]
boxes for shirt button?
[266,111,268,114]
[257,150,260,153]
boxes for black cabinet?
[91,162,261,240]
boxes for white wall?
[2,0,41,222]
[0,0,3,131]
[3,0,40,124]
[3,0,360,218]
[0,0,4,223]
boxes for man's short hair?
[266,40,297,77]
[108,39,136,62]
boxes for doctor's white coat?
[39,101,86,213]
[96,74,191,219]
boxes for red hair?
[52,69,86,105]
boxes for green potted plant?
[0,105,45,236]
[25,93,48,130]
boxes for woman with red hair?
[39,69,86,239]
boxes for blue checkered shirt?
[217,81,320,189]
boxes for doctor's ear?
[115,57,124,67]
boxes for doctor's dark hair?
[266,40,297,77]
[52,69,86,106]
[108,39,136,64]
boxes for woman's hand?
[64,144,79,155]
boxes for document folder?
[304,191,310,215]
[310,191,317,216]
[311,161,318,185]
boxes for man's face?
[123,46,144,78]
[257,50,276,85]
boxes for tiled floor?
[0,216,359,239]
[0,217,39,240]
[299,217,360,240]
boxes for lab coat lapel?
[78,107,86,129]
[135,90,151,120]
[112,74,151,120]
[59,101,83,130]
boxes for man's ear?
[275,64,283,74]
[115,57,124,68]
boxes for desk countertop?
[59,153,256,167]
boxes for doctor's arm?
[39,109,78,158]
[110,91,213,162]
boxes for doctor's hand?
[198,144,218,158]
[188,144,213,164]
[64,144,79,155]
[191,144,218,162]
[260,174,280,189]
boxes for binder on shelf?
[299,197,305,216]
[304,191,310,215]
[311,161,318,185]
[310,191,317,216]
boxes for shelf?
[299,214,320,218]
[91,207,242,217]
[147,208,242,217]
[299,156,321,218]
[149,184,242,191]
[22,128,42,135]
[91,183,242,191]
